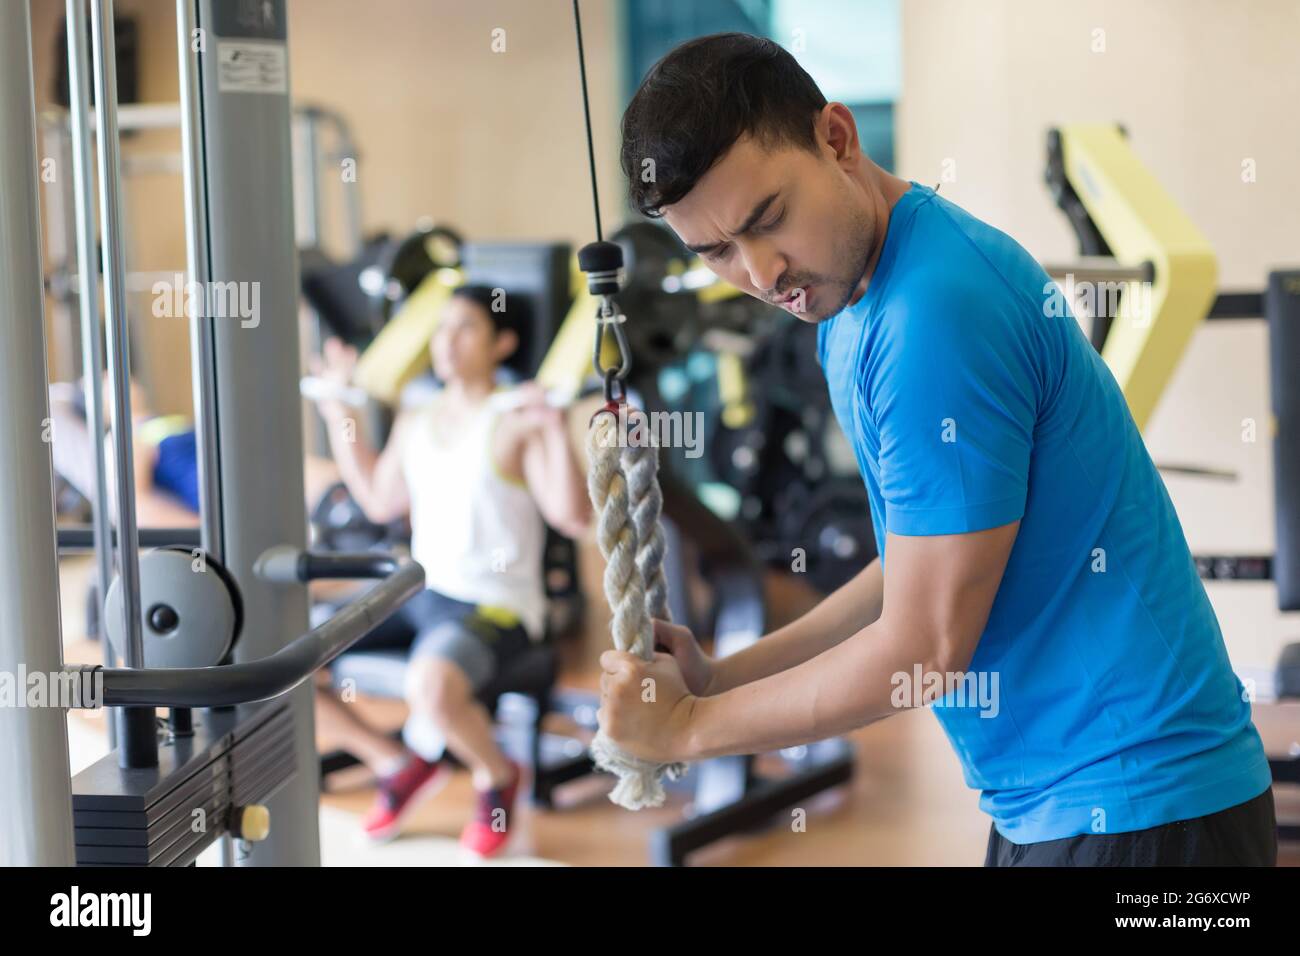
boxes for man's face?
[661,133,874,322]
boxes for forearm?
[710,558,883,693]
[318,404,384,518]
[687,611,933,759]
[534,419,590,533]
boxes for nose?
[738,238,785,295]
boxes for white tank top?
[400,394,548,641]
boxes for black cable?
[573,0,602,242]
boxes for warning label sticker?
[216,40,288,95]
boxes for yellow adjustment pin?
[235,805,271,842]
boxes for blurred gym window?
[621,0,899,171]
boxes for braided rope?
[586,413,646,658]
[586,409,685,809]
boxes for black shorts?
[984,787,1278,866]
[349,587,533,692]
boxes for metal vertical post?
[176,0,232,867]
[0,0,76,867]
[176,0,224,565]
[298,110,322,249]
[66,0,116,668]
[39,117,81,382]
[90,0,156,768]
[337,118,363,257]
[189,0,320,865]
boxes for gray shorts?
[351,587,534,691]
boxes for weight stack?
[70,702,295,865]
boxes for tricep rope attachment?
[586,406,687,808]
[570,0,682,808]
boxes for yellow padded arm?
[1058,124,1217,430]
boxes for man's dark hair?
[451,284,530,360]
[621,33,827,218]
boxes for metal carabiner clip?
[591,297,631,403]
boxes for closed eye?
[699,204,787,263]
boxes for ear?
[493,328,519,362]
[820,102,861,169]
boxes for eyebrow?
[685,192,780,256]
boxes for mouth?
[775,285,812,312]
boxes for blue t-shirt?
[817,182,1270,843]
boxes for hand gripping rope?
[573,1,685,808]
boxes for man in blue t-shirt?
[596,33,1276,866]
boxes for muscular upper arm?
[368,411,412,520]
[879,521,1019,675]
[863,286,1035,670]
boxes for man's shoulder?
[871,263,997,352]
[876,236,1048,358]
[893,191,1047,307]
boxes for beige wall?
[31,0,622,414]
[897,0,1300,680]
[287,0,624,249]
[32,0,191,415]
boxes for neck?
[443,375,494,404]
[846,159,912,307]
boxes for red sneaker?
[459,762,522,858]
[361,754,450,842]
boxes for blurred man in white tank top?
[310,286,590,855]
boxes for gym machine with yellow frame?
[1043,123,1298,606]
[1044,123,1300,839]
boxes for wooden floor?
[316,675,1300,867]
[310,546,997,865]
[60,551,1300,866]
